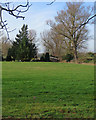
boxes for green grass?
[2,62,94,118]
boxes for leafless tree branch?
[73,14,96,35]
[46,0,56,5]
[0,0,32,41]
[1,0,32,19]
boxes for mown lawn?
[2,62,94,118]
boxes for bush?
[45,52,50,62]
[40,54,45,61]
[40,53,50,62]
[6,55,12,61]
[63,54,74,62]
[83,57,93,63]
[88,52,94,57]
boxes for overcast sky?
[3,2,94,53]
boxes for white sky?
[2,1,95,53]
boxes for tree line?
[1,24,37,62]
[41,2,93,63]
[0,2,95,63]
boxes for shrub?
[40,53,50,62]
[84,57,93,63]
[6,55,12,61]
[64,54,74,62]
[45,52,50,62]
[40,54,45,61]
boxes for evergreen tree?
[8,24,37,61]
[45,52,50,62]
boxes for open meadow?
[2,62,94,118]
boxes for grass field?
[2,62,94,118]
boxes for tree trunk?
[74,47,78,63]
[59,56,62,62]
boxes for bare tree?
[47,0,96,27]
[2,37,12,58]
[41,30,54,55]
[41,29,66,60]
[0,1,31,40]
[0,33,12,58]
[0,0,56,40]
[28,29,36,43]
[47,2,92,63]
